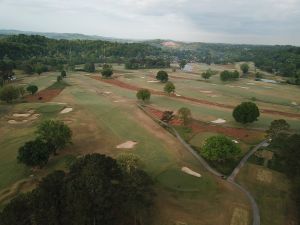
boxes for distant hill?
[0,29,139,43]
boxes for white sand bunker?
[13,113,31,117]
[147,80,159,83]
[116,141,137,149]
[104,91,112,94]
[8,120,28,124]
[175,93,181,97]
[8,112,40,124]
[60,107,73,114]
[210,95,218,98]
[232,140,239,144]
[291,102,298,106]
[181,167,201,178]
[247,82,255,85]
[211,118,226,124]
[141,76,145,78]
[257,169,272,183]
[200,90,212,94]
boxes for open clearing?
[1,63,299,224]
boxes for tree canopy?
[240,63,249,74]
[156,70,168,83]
[164,81,175,95]
[220,70,239,81]
[17,138,50,168]
[26,85,38,95]
[201,135,241,162]
[136,89,151,102]
[0,85,20,103]
[36,120,72,154]
[232,102,260,124]
[201,69,213,80]
[178,107,192,125]
[267,119,290,139]
[1,153,154,225]
[101,64,113,78]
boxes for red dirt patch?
[189,120,264,144]
[144,106,264,143]
[90,76,300,119]
[25,89,64,102]
[146,106,182,126]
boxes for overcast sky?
[0,0,299,45]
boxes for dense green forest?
[0,34,299,80]
[148,40,300,78]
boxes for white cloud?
[0,0,299,45]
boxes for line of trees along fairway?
[17,120,72,168]
[1,153,154,225]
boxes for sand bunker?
[210,95,218,98]
[232,140,239,144]
[147,80,159,83]
[200,90,212,94]
[60,108,73,114]
[291,102,298,106]
[116,141,137,149]
[211,118,226,124]
[141,76,145,78]
[12,113,31,118]
[175,93,181,97]
[256,169,272,183]
[104,91,112,94]
[181,167,201,178]
[8,120,28,124]
[239,86,249,89]
[8,114,39,124]
[247,82,255,85]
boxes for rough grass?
[236,163,297,225]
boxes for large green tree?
[232,102,260,124]
[164,81,175,95]
[156,70,168,83]
[36,120,72,154]
[0,85,20,103]
[201,135,241,162]
[0,193,33,225]
[17,138,50,168]
[201,69,213,80]
[31,171,66,225]
[101,64,113,78]
[136,89,151,102]
[63,154,126,225]
[26,84,38,95]
[240,63,249,74]
[267,119,290,139]
[178,107,192,125]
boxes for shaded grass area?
[0,101,72,207]
[236,164,297,225]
